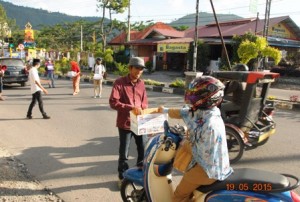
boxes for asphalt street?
[0,79,299,201]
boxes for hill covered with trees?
[0,0,99,29]
[1,0,244,30]
[169,12,243,28]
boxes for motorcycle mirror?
[163,120,170,135]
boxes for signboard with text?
[268,23,296,39]
[157,43,189,53]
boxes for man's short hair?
[32,59,40,66]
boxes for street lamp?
[0,22,10,57]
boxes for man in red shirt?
[109,57,148,186]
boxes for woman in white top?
[93,58,106,98]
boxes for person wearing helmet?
[221,64,249,119]
[159,76,233,202]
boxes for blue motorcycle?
[120,121,300,202]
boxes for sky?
[3,0,300,26]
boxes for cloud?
[167,0,185,10]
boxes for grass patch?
[169,78,185,88]
[144,79,164,86]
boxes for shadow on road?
[275,110,300,122]
[236,154,300,165]
[15,136,137,194]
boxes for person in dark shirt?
[109,57,148,187]
[45,58,55,88]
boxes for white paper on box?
[130,110,168,135]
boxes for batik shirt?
[180,106,233,180]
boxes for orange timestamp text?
[226,183,273,191]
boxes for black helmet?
[233,64,249,71]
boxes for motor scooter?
[120,121,300,202]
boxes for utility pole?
[210,0,231,70]
[262,0,272,70]
[80,25,83,52]
[255,12,259,35]
[127,0,131,42]
[192,0,199,72]
[263,0,272,38]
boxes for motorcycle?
[120,121,300,202]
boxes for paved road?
[0,79,299,201]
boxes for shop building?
[109,16,300,72]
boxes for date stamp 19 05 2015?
[226,183,273,191]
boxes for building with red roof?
[108,16,300,72]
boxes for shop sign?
[268,23,295,39]
[157,43,189,53]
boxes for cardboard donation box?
[130,108,168,135]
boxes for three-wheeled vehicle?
[212,70,280,163]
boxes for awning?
[267,36,300,48]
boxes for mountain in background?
[169,12,244,28]
[1,0,243,30]
[0,0,100,29]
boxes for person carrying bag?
[92,57,105,98]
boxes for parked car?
[0,58,28,86]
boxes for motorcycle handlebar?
[164,137,173,151]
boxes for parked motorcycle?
[120,121,300,202]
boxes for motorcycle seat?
[197,168,290,193]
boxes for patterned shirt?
[109,75,148,130]
[180,106,233,180]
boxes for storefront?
[156,42,191,71]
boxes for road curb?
[61,76,300,111]
[266,99,300,111]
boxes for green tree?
[0,5,18,53]
[96,0,129,51]
[172,25,189,31]
[237,36,282,70]
[188,40,210,72]
[37,20,98,51]
[131,21,154,31]
[231,32,257,64]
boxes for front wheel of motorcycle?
[226,127,244,164]
[120,179,147,202]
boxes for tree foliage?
[237,36,282,66]
[96,0,129,51]
[188,40,210,72]
[231,32,258,64]
[37,20,100,51]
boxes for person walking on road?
[70,61,81,95]
[26,59,50,119]
[109,57,148,187]
[45,58,55,88]
[0,64,7,101]
[92,57,105,98]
